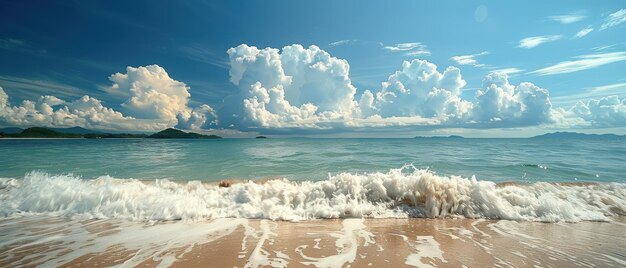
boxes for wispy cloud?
[0,75,85,100]
[592,82,626,93]
[551,82,626,106]
[530,52,626,76]
[383,42,430,56]
[328,39,383,48]
[179,45,229,69]
[547,14,586,24]
[591,43,625,52]
[575,26,593,38]
[450,51,489,67]
[600,9,626,30]
[518,35,563,49]
[329,40,356,47]
[0,38,47,55]
[490,68,525,75]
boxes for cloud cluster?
[372,59,471,120]
[224,44,569,130]
[0,65,217,131]
[226,44,358,128]
[565,96,626,127]
[473,72,553,126]
[3,44,625,133]
[224,44,626,131]
[0,87,166,130]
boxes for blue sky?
[1,1,625,137]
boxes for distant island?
[414,135,464,139]
[531,131,625,139]
[0,127,222,139]
[256,136,268,139]
[148,128,221,139]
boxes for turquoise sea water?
[1,138,624,183]
[1,137,625,222]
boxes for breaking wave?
[1,166,625,222]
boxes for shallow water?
[1,216,624,267]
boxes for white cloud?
[0,65,218,132]
[450,51,489,67]
[548,14,586,24]
[518,35,563,49]
[226,44,359,128]
[328,40,356,47]
[224,44,564,130]
[109,65,192,122]
[531,52,626,76]
[383,42,430,56]
[473,72,554,126]
[5,44,626,133]
[0,87,167,131]
[374,59,471,120]
[600,9,626,30]
[176,104,218,130]
[558,96,626,127]
[489,68,525,75]
[574,26,593,38]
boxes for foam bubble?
[1,167,625,222]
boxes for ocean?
[1,138,625,267]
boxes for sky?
[1,0,625,137]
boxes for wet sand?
[1,216,625,267]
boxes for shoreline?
[0,216,624,267]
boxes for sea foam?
[1,166,624,222]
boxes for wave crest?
[1,166,625,222]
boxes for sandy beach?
[1,216,624,267]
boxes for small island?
[148,128,221,139]
[0,127,222,139]
[255,136,268,139]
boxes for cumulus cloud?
[109,65,192,122]
[176,104,218,130]
[374,59,471,121]
[0,87,166,130]
[224,44,567,130]
[473,72,553,126]
[0,65,217,131]
[518,35,563,49]
[565,96,626,127]
[600,9,626,30]
[226,44,359,128]
[4,44,625,133]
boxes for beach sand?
[1,216,625,267]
